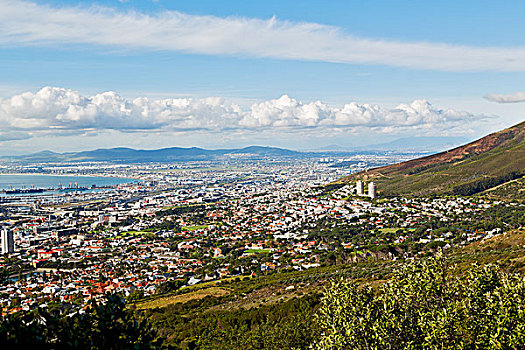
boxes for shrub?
[315,254,525,349]
[0,294,162,349]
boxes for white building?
[1,229,14,255]
[356,180,364,195]
[368,182,376,199]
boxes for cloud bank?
[1,0,525,72]
[0,87,486,140]
[484,92,525,103]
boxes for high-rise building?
[356,180,364,195]
[368,182,376,199]
[1,229,14,255]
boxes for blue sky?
[0,0,524,153]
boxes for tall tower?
[1,229,14,255]
[356,180,364,195]
[368,182,376,199]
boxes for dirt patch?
[135,287,230,310]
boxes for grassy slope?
[448,230,525,274]
[340,121,525,197]
[482,177,525,200]
[135,287,230,310]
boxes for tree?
[0,294,162,349]
[315,254,525,349]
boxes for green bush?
[0,294,162,349]
[452,172,523,196]
[315,254,525,349]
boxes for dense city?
[0,152,522,317]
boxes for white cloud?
[0,0,525,72]
[484,92,525,103]
[0,87,487,139]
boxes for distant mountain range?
[361,136,469,152]
[3,135,476,164]
[315,136,468,153]
[7,146,304,163]
[341,121,525,198]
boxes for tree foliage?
[452,172,523,196]
[315,254,525,349]
[145,294,320,349]
[0,294,162,349]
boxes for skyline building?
[1,229,14,255]
[356,180,364,195]
[368,182,376,199]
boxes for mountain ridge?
[5,145,305,163]
[340,121,525,197]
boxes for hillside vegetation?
[316,253,525,350]
[340,121,525,197]
[135,229,525,349]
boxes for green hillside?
[340,121,525,197]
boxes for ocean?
[0,174,134,195]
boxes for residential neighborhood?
[0,156,521,316]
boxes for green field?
[377,228,416,233]
[119,230,154,237]
[245,248,271,254]
[181,225,209,231]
